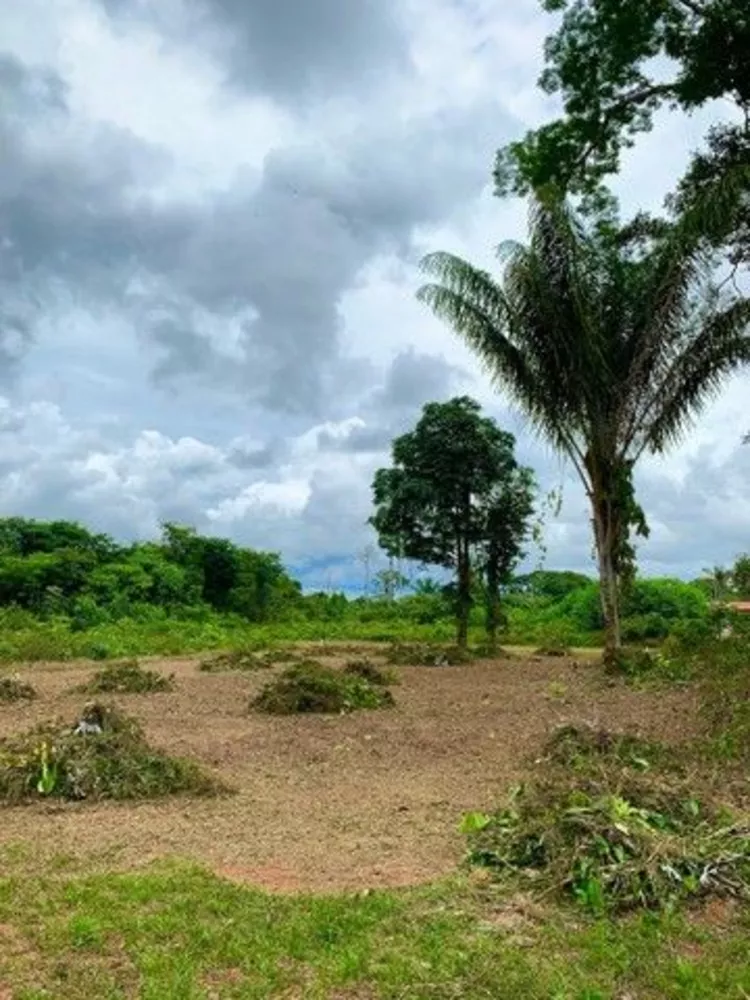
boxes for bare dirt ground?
[0,648,700,892]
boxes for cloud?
[0,24,508,415]
[96,0,411,104]
[0,0,747,588]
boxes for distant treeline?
[0,518,727,648]
[0,518,301,626]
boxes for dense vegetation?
[0,513,744,662]
[0,515,746,661]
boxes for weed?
[0,703,220,803]
[386,643,474,666]
[79,660,174,694]
[0,675,36,703]
[342,659,398,686]
[252,661,395,714]
[464,724,750,914]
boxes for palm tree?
[418,195,750,664]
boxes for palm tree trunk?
[456,536,471,648]
[591,495,622,667]
[485,548,500,651]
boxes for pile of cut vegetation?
[386,643,473,667]
[198,647,295,673]
[463,723,750,914]
[252,660,395,715]
[0,702,219,803]
[0,675,36,703]
[342,659,398,686]
[79,659,174,694]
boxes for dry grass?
[0,648,699,892]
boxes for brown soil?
[0,649,700,893]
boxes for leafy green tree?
[418,197,750,661]
[0,517,120,561]
[494,0,750,267]
[370,397,535,647]
[230,549,302,620]
[478,467,536,648]
[511,570,593,600]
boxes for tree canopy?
[495,0,750,268]
[370,396,536,646]
[0,517,301,623]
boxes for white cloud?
[0,0,747,587]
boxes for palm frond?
[644,300,750,452]
[418,252,585,460]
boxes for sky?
[0,0,748,592]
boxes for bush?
[79,660,175,694]
[621,613,670,642]
[252,661,395,715]
[0,703,219,803]
[534,620,576,656]
[462,724,749,914]
[87,642,111,661]
[0,675,36,703]
[342,659,398,686]
[385,643,473,666]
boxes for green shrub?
[534,620,577,656]
[0,703,220,803]
[79,660,175,694]
[252,661,394,715]
[0,675,36,703]
[87,642,112,661]
[463,724,749,914]
[342,659,398,686]
[621,613,670,642]
[385,643,473,666]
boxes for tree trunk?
[591,495,622,668]
[456,534,471,649]
[485,546,500,651]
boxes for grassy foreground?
[0,853,748,1000]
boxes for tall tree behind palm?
[418,196,750,664]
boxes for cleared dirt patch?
[0,648,700,892]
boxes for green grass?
[0,617,473,663]
[0,608,607,663]
[0,857,748,999]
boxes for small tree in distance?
[370,396,536,648]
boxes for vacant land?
[0,646,699,893]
